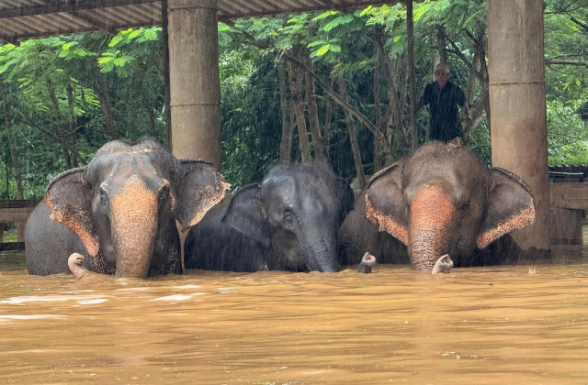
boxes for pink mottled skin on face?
[409,185,455,271]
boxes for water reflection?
[1,251,588,384]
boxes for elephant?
[338,141,535,272]
[25,138,229,278]
[184,162,354,272]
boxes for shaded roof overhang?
[0,0,402,43]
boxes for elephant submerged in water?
[184,162,354,272]
[339,141,535,272]
[25,138,229,278]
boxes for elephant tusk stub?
[431,254,454,274]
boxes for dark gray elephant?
[339,141,535,271]
[184,162,354,272]
[25,138,229,278]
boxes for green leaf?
[307,40,327,48]
[360,6,373,17]
[329,44,341,53]
[316,44,330,56]
[128,30,141,40]
[462,9,483,28]
[62,42,77,50]
[312,10,337,21]
[322,14,355,32]
[98,56,113,65]
[108,35,123,47]
[58,48,70,58]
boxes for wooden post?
[167,0,221,168]
[162,0,171,150]
[487,0,550,258]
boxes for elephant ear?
[334,178,355,226]
[44,167,100,257]
[476,168,536,249]
[176,160,230,232]
[222,184,270,247]
[365,162,409,245]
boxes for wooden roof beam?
[0,0,159,19]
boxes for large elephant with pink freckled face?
[338,141,535,272]
[25,138,229,278]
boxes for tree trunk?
[303,48,327,162]
[66,83,80,166]
[94,71,118,140]
[46,79,73,168]
[2,102,23,200]
[284,54,391,155]
[278,59,293,163]
[436,25,448,65]
[406,0,418,151]
[373,29,406,163]
[322,74,336,158]
[287,59,311,162]
[338,77,366,190]
[373,41,383,172]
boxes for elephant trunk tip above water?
[341,141,536,273]
[25,137,229,279]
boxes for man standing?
[411,63,470,145]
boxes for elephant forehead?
[404,168,476,205]
[110,176,159,220]
[263,176,333,214]
[411,185,455,217]
[92,154,167,191]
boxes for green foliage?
[220,52,281,189]
[0,28,166,198]
[0,1,588,200]
[547,99,588,165]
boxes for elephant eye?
[459,201,470,212]
[283,211,296,227]
[99,190,108,207]
[159,185,170,201]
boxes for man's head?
[434,64,450,88]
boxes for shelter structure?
[0,0,550,259]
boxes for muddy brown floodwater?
[1,252,587,385]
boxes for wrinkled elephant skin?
[25,138,229,278]
[339,141,535,272]
[185,162,354,272]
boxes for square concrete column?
[488,0,550,256]
[168,0,221,168]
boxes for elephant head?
[222,162,354,272]
[365,142,535,271]
[44,138,229,278]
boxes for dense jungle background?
[0,0,586,200]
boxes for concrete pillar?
[167,0,221,168]
[487,0,550,258]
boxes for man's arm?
[404,88,427,124]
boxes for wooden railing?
[0,199,40,251]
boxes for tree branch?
[546,59,588,66]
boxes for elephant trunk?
[408,185,455,271]
[110,177,159,278]
[306,237,340,272]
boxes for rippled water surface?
[1,252,588,384]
